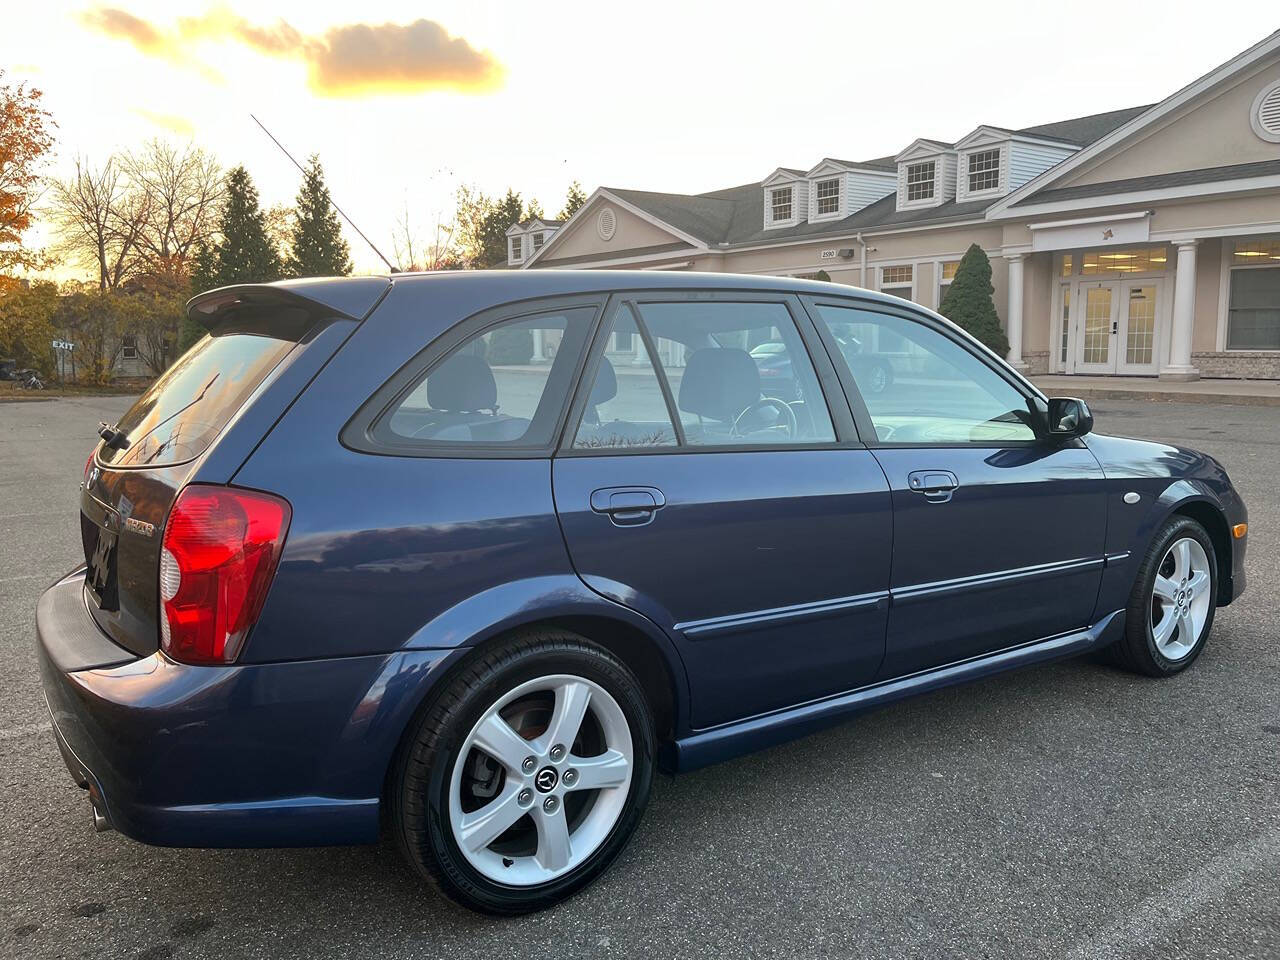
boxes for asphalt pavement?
[1,394,1277,960]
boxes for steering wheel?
[733,396,797,439]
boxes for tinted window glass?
[814,304,1036,444]
[573,308,676,449]
[637,300,835,446]
[383,307,594,447]
[103,311,312,467]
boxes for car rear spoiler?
[186,277,392,331]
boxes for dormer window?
[511,236,523,262]
[967,148,1002,193]
[906,162,935,202]
[815,178,840,216]
[532,232,545,250]
[770,187,793,223]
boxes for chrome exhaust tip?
[87,783,113,833]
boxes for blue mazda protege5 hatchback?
[38,271,1247,913]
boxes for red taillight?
[159,485,291,665]
[83,448,96,486]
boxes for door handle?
[590,486,666,526]
[907,470,959,503]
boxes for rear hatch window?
[101,313,312,468]
[83,309,317,657]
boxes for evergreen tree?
[211,166,281,286]
[939,243,1010,357]
[524,198,545,221]
[286,156,351,278]
[559,180,588,220]
[177,171,280,352]
[475,188,524,268]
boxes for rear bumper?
[36,569,452,848]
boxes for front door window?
[1124,286,1157,366]
[1073,281,1161,374]
[1081,286,1115,367]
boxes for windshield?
[100,317,308,468]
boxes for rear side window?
[103,311,312,467]
[377,306,595,449]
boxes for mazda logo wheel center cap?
[534,766,559,793]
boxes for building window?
[937,259,959,309]
[1059,287,1071,365]
[1227,239,1280,350]
[121,335,138,360]
[532,232,545,250]
[906,161,935,202]
[967,148,1002,193]
[880,265,913,303]
[815,178,840,216]
[1081,246,1167,275]
[510,236,523,261]
[1060,254,1073,278]
[770,187,793,223]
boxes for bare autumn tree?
[121,139,223,288]
[49,155,148,291]
[391,202,459,271]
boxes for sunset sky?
[4,1,1272,277]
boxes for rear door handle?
[907,470,959,503]
[589,486,666,526]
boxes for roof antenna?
[250,113,398,273]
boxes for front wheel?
[391,630,655,914]
[1108,515,1217,676]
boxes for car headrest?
[427,353,497,412]
[589,356,618,407]
[678,348,760,422]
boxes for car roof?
[326,269,914,308]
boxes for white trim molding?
[1028,210,1152,251]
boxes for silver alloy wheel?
[1150,537,1212,661]
[447,674,633,886]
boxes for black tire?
[390,629,655,914]
[1107,515,1217,677]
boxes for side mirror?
[1046,397,1094,439]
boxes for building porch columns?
[1161,239,1200,381]
[1003,253,1027,370]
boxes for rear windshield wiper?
[97,422,130,450]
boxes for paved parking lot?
[1,394,1277,960]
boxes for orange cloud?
[81,7,166,53]
[79,7,504,96]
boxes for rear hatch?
[79,281,385,657]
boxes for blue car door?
[552,292,892,730]
[804,296,1108,679]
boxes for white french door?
[1072,279,1163,375]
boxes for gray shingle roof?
[1014,104,1153,145]
[585,103,1161,251]
[1017,158,1280,205]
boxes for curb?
[1047,388,1280,407]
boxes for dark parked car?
[38,272,1247,914]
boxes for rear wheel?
[1108,515,1217,676]
[391,630,654,914]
